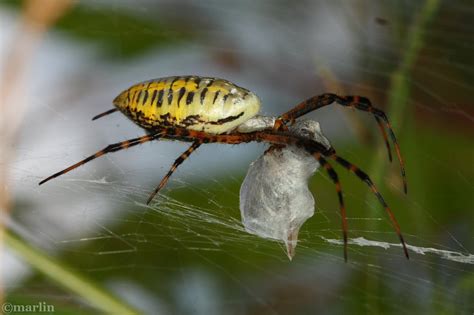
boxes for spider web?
[2,1,474,314]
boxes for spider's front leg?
[38,132,165,185]
[274,93,407,193]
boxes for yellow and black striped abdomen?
[113,76,261,134]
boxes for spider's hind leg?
[375,116,393,162]
[330,154,409,259]
[313,153,349,262]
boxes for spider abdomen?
[113,76,261,134]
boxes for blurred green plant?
[1,0,192,59]
[5,230,139,314]
[364,0,441,313]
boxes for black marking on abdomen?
[135,90,141,103]
[157,90,164,107]
[158,113,176,127]
[142,90,149,105]
[223,93,229,103]
[151,90,157,105]
[193,77,201,88]
[167,77,180,106]
[200,88,208,104]
[213,91,220,104]
[205,78,215,88]
[186,92,194,105]
[167,89,173,106]
[170,77,180,88]
[177,87,186,106]
[208,111,244,125]
[181,115,203,126]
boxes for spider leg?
[161,128,335,158]
[275,93,406,193]
[314,152,348,262]
[135,128,407,259]
[39,132,163,185]
[329,154,409,259]
[264,144,285,155]
[146,141,202,204]
[264,125,289,155]
[160,128,256,145]
[92,108,119,121]
[375,116,393,162]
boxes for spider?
[39,75,408,261]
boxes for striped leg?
[92,108,118,121]
[314,153,349,261]
[161,128,408,259]
[375,116,392,162]
[265,122,289,155]
[39,133,162,185]
[163,129,336,159]
[38,127,270,188]
[146,141,202,204]
[330,154,410,259]
[274,94,406,193]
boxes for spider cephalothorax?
[39,75,409,261]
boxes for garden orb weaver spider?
[39,75,409,261]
